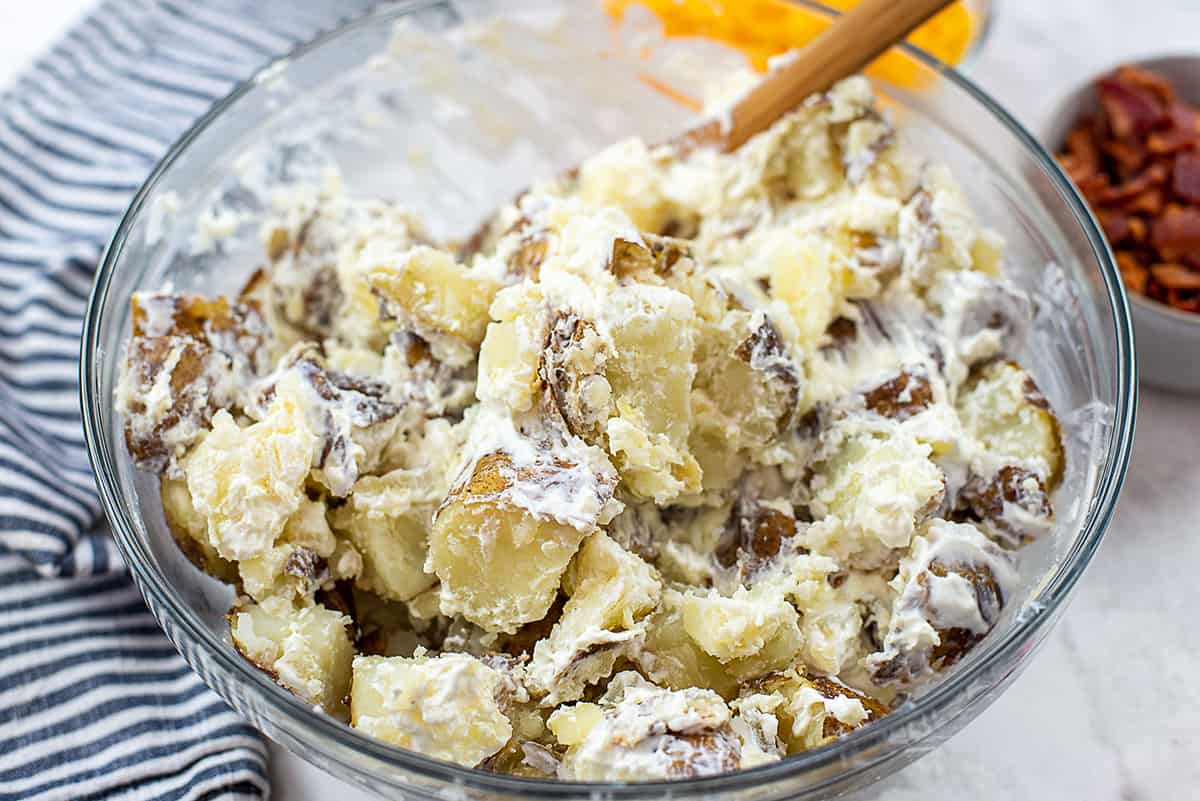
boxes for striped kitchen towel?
[0,1,375,799]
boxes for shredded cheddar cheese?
[606,0,979,95]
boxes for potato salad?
[118,77,1062,781]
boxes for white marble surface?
[5,1,1199,800]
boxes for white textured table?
[6,2,1198,800]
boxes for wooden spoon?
[678,0,957,153]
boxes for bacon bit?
[1128,217,1148,243]
[1098,211,1131,244]
[1098,75,1166,140]
[1151,263,1200,291]
[1126,187,1166,217]
[1116,251,1150,294]
[1072,169,1110,201]
[1167,290,1200,312]
[1065,124,1101,172]
[1151,205,1200,261]
[1102,139,1148,177]
[1115,65,1176,106]
[1148,102,1200,153]
[1173,152,1200,204]
[1096,162,1167,204]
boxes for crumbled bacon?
[1173,152,1200,203]
[1057,65,1200,313]
[1151,205,1200,261]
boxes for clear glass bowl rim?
[79,0,1138,797]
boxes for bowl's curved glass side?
[81,2,1135,799]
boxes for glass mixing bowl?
[80,1,1136,798]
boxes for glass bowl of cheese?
[80,1,1136,798]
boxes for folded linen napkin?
[0,2,374,798]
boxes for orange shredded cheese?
[606,0,979,102]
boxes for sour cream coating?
[117,76,1064,779]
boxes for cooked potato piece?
[541,311,615,443]
[713,495,799,579]
[689,302,802,491]
[431,498,584,635]
[351,653,512,766]
[608,235,692,281]
[256,349,401,498]
[230,596,354,716]
[119,292,270,473]
[957,360,1063,487]
[953,465,1054,548]
[160,477,237,583]
[183,370,319,564]
[635,589,740,700]
[676,583,805,684]
[330,469,441,602]
[477,283,547,414]
[527,533,661,704]
[262,198,429,343]
[166,466,343,602]
[238,497,340,601]
[742,668,888,753]
[680,586,800,664]
[865,519,1018,686]
[576,138,679,235]
[603,283,701,502]
[808,422,945,566]
[430,412,620,633]
[549,672,740,781]
[367,245,503,365]
[727,693,785,767]
[761,228,848,351]
[898,164,997,286]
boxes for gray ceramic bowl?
[1043,54,1200,395]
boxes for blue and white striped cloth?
[0,2,375,798]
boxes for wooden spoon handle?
[683,0,956,153]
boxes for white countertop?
[6,2,1198,800]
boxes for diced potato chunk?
[763,228,847,350]
[636,590,740,700]
[350,653,512,767]
[330,469,441,602]
[541,311,615,444]
[183,371,319,563]
[603,283,701,502]
[808,421,944,566]
[230,597,353,716]
[367,245,502,364]
[957,360,1063,486]
[728,693,785,767]
[865,519,1018,686]
[432,490,585,634]
[576,138,678,235]
[119,292,269,473]
[476,283,546,414]
[549,672,740,781]
[160,477,236,583]
[527,533,661,704]
[430,411,620,633]
[953,465,1054,548]
[679,586,801,664]
[689,299,802,492]
[742,669,887,753]
[238,496,339,601]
